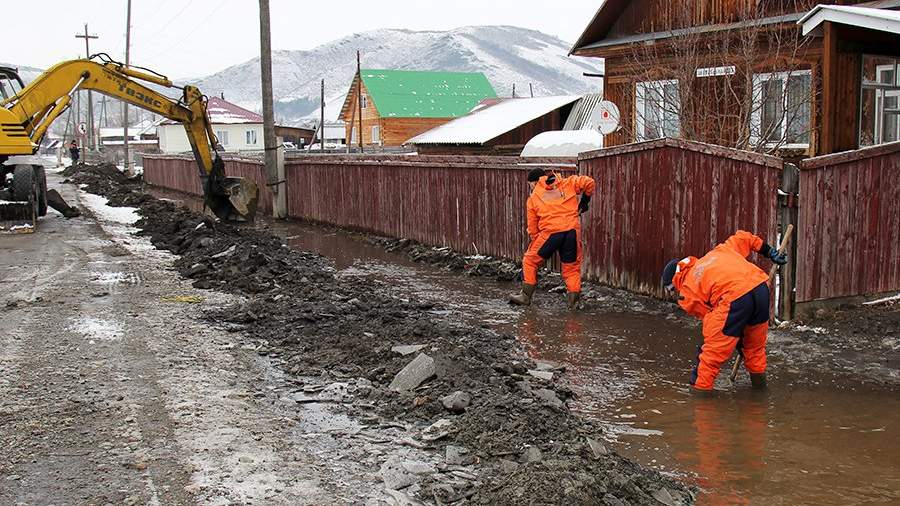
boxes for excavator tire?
[12,165,36,203]
[35,166,48,217]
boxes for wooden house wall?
[342,82,454,147]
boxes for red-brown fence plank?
[578,139,782,298]
[797,142,900,302]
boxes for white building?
[157,97,265,153]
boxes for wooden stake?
[730,224,794,383]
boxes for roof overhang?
[799,4,900,37]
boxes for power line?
[142,0,228,62]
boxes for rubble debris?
[391,344,426,356]
[445,445,474,466]
[64,162,696,505]
[533,388,565,409]
[439,391,471,413]
[388,353,436,393]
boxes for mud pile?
[69,164,695,504]
[62,163,149,208]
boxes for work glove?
[578,195,591,215]
[768,248,788,266]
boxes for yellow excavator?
[0,54,258,230]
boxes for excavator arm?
[1,56,258,221]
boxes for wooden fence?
[143,154,274,214]
[284,155,574,260]
[797,142,900,305]
[579,139,784,298]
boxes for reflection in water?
[146,200,900,506]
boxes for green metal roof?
[359,69,497,119]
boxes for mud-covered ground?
[50,163,695,504]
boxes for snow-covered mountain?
[189,26,602,126]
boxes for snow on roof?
[520,130,604,158]
[800,4,900,36]
[406,95,581,145]
[160,96,263,125]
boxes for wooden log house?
[570,0,900,156]
[338,69,497,147]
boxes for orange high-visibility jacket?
[672,231,770,319]
[527,174,595,239]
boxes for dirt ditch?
[63,163,695,505]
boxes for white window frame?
[360,94,368,109]
[866,62,900,146]
[371,125,381,144]
[245,129,258,145]
[215,130,229,146]
[750,70,812,149]
[635,79,681,141]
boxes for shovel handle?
[730,224,794,382]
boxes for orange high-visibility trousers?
[692,283,769,390]
[522,228,582,292]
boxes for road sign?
[76,122,87,136]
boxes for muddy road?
[261,217,900,505]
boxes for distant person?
[660,231,787,394]
[68,140,80,164]
[509,168,595,310]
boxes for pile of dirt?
[61,163,150,208]
[67,164,695,504]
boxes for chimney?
[221,92,225,100]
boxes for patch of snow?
[795,325,828,334]
[863,293,900,305]
[92,271,138,285]
[521,130,603,157]
[71,316,123,341]
[407,96,582,145]
[79,192,140,225]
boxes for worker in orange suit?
[660,230,787,393]
[509,168,595,310]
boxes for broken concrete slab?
[439,391,471,413]
[521,446,543,464]
[445,445,474,466]
[380,455,416,490]
[652,487,676,506]
[391,344,426,356]
[389,353,435,392]
[587,437,609,459]
[527,370,553,381]
[533,388,564,409]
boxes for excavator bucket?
[203,157,259,222]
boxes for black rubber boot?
[750,372,767,390]
[566,292,581,310]
[509,283,536,306]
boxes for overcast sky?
[7,0,599,79]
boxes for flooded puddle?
[152,191,900,504]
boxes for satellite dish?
[585,101,621,135]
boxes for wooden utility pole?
[512,83,516,98]
[320,78,325,153]
[76,24,99,150]
[529,83,534,98]
[357,50,363,153]
[123,0,132,171]
[259,0,286,218]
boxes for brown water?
[147,192,900,505]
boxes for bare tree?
[619,0,817,154]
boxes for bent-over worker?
[661,230,787,392]
[509,168,595,310]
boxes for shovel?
[729,224,794,383]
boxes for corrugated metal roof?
[359,69,497,118]
[406,95,581,145]
[162,96,263,125]
[563,93,603,130]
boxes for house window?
[215,130,229,146]
[860,55,900,147]
[635,80,681,141]
[750,70,811,148]
[360,94,368,109]
[246,129,258,145]
[371,125,381,144]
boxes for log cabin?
[570,0,900,156]
[338,69,497,147]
